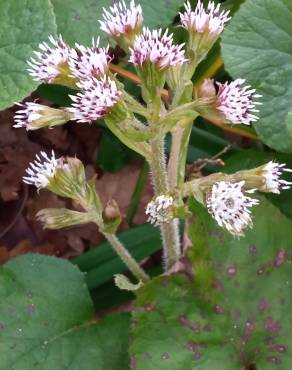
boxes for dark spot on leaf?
[257,298,271,313]
[243,320,256,340]
[264,337,275,346]
[264,317,281,335]
[227,264,237,276]
[130,355,137,370]
[249,244,257,256]
[213,279,224,291]
[0,323,4,330]
[203,323,211,332]
[178,315,201,333]
[27,291,33,299]
[144,304,155,312]
[234,280,240,288]
[269,344,287,353]
[231,308,241,320]
[266,356,282,364]
[73,14,81,20]
[273,248,286,267]
[193,351,202,360]
[26,303,35,316]
[185,341,198,352]
[214,305,224,314]
[161,353,170,360]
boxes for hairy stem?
[168,118,194,189]
[149,136,180,269]
[103,233,150,283]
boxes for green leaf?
[50,0,185,46]
[50,0,107,46]
[0,253,130,370]
[97,129,140,173]
[221,0,292,153]
[130,198,292,369]
[139,0,185,29]
[37,83,76,106]
[0,0,56,110]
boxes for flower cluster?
[206,181,259,236]
[216,79,261,125]
[129,27,186,69]
[146,195,174,225]
[67,76,122,123]
[180,0,230,36]
[23,151,58,189]
[15,0,291,245]
[99,0,143,38]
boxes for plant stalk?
[103,232,150,283]
[168,117,195,189]
[148,136,180,269]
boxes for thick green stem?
[103,233,150,283]
[148,136,180,269]
[168,118,194,189]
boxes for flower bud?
[14,102,72,131]
[102,199,122,234]
[37,208,93,229]
[235,162,292,194]
[197,78,216,99]
[180,1,230,64]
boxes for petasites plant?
[3,0,292,369]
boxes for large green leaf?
[0,0,56,110]
[0,254,130,370]
[130,199,292,369]
[221,0,292,152]
[50,0,185,46]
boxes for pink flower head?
[68,38,111,80]
[23,151,58,189]
[67,76,122,123]
[216,79,262,125]
[27,35,71,83]
[180,1,230,35]
[129,27,186,69]
[99,0,143,37]
[14,102,45,130]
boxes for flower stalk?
[104,233,150,283]
[148,135,180,269]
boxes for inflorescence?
[14,1,292,238]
